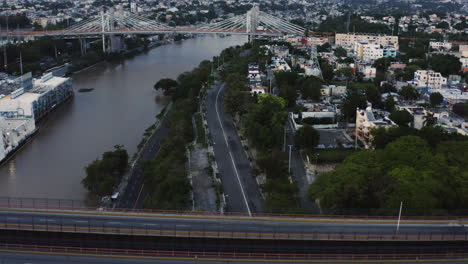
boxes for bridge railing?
[0,196,467,220]
[1,243,468,261]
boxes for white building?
[335,33,399,50]
[430,89,468,105]
[0,116,36,161]
[362,65,377,79]
[321,85,347,96]
[429,41,452,51]
[413,70,447,89]
[354,42,397,62]
[0,73,73,121]
[356,105,395,148]
[270,57,291,72]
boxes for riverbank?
[0,35,247,201]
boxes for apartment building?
[354,42,396,62]
[413,70,447,89]
[336,33,399,50]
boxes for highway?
[205,79,263,214]
[0,208,467,241]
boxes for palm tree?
[423,112,437,127]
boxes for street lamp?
[396,201,403,233]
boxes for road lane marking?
[74,220,88,223]
[108,222,121,225]
[215,83,252,216]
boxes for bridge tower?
[100,10,107,53]
[246,5,260,42]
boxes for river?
[0,35,247,200]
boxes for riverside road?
[205,79,264,214]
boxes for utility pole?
[283,127,287,152]
[3,17,8,70]
[396,201,403,233]
[288,145,292,174]
[355,107,358,149]
[269,75,272,94]
[19,51,23,75]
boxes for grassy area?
[306,148,360,164]
[194,113,206,146]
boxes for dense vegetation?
[1,35,152,75]
[143,60,212,210]
[82,145,129,197]
[308,135,468,215]
[452,102,468,118]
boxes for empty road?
[205,80,263,214]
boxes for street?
[285,117,317,212]
[205,79,263,214]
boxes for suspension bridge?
[3,6,305,52]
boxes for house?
[356,104,395,148]
[413,70,447,89]
[430,41,452,51]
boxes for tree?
[436,21,449,29]
[423,112,437,127]
[342,91,367,121]
[364,84,382,109]
[430,54,462,76]
[81,145,129,196]
[389,110,414,127]
[452,102,468,118]
[308,135,468,211]
[154,78,178,95]
[243,94,288,151]
[397,65,421,81]
[430,92,443,106]
[295,125,320,149]
[317,43,331,53]
[335,67,354,81]
[334,47,347,57]
[319,58,334,82]
[399,85,420,101]
[384,96,396,112]
[380,82,396,93]
[453,21,467,31]
[299,77,322,100]
[373,57,396,73]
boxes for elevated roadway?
[0,207,466,241]
[0,208,467,262]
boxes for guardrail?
[0,197,467,220]
[1,243,468,262]
[0,219,467,241]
